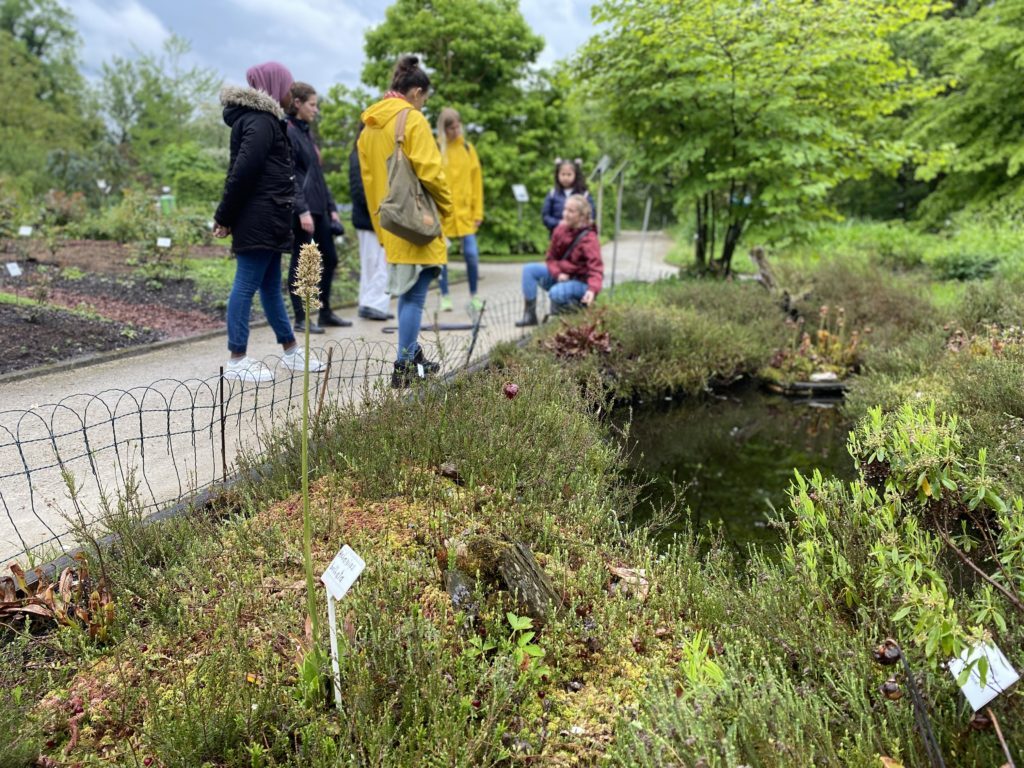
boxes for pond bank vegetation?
[3,222,1023,766]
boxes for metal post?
[611,167,626,295]
[219,367,227,483]
[636,195,653,279]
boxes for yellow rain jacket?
[358,97,453,266]
[441,135,483,238]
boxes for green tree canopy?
[96,35,222,183]
[580,0,940,272]
[0,0,99,197]
[360,0,566,251]
[908,0,1024,222]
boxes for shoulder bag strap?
[562,227,591,260]
[393,108,411,150]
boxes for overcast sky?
[64,0,597,91]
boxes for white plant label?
[948,641,1019,711]
[320,544,365,601]
[156,237,172,248]
[321,544,365,709]
[6,262,22,277]
[17,225,32,237]
[511,183,529,203]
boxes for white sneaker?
[224,357,274,383]
[282,347,326,372]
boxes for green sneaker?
[439,295,454,312]
[466,297,484,323]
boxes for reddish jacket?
[545,224,604,295]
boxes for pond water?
[617,385,856,551]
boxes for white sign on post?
[511,184,529,203]
[593,154,612,177]
[321,545,365,600]
[320,545,366,709]
[6,262,22,277]
[156,237,172,249]
[948,641,1019,711]
[17,225,32,237]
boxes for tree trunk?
[717,221,744,276]
[693,196,708,268]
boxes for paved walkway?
[0,231,675,564]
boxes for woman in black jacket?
[213,61,325,383]
[286,82,351,332]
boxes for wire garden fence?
[0,288,548,566]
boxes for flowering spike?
[293,242,323,310]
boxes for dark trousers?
[288,212,339,320]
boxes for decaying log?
[497,542,563,620]
[749,246,776,290]
[444,534,563,620]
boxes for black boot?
[412,346,441,375]
[514,298,538,327]
[391,349,440,388]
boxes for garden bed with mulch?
[0,239,233,376]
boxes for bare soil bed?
[0,238,233,376]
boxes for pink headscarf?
[245,61,293,106]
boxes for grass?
[4,219,1024,766]
[5,358,1018,765]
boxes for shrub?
[173,168,224,207]
[927,247,998,281]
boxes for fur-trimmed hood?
[220,85,285,121]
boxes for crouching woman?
[515,193,603,327]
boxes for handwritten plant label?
[156,237,172,248]
[17,225,32,237]
[6,262,22,277]
[320,545,365,601]
[948,641,1019,711]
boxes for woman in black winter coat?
[286,82,350,332]
[213,61,325,383]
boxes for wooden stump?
[446,535,563,621]
[496,542,563,621]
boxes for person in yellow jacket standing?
[435,107,483,315]
[357,56,454,388]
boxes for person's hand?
[581,289,595,306]
[557,273,569,282]
[299,212,314,234]
[473,219,482,231]
[331,211,341,224]
[212,222,230,238]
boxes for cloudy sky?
[64,0,598,90]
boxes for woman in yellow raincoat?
[435,107,483,315]
[357,56,453,387]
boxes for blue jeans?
[521,262,588,306]
[438,234,479,295]
[226,250,295,355]
[397,267,440,363]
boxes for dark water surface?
[617,385,856,549]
